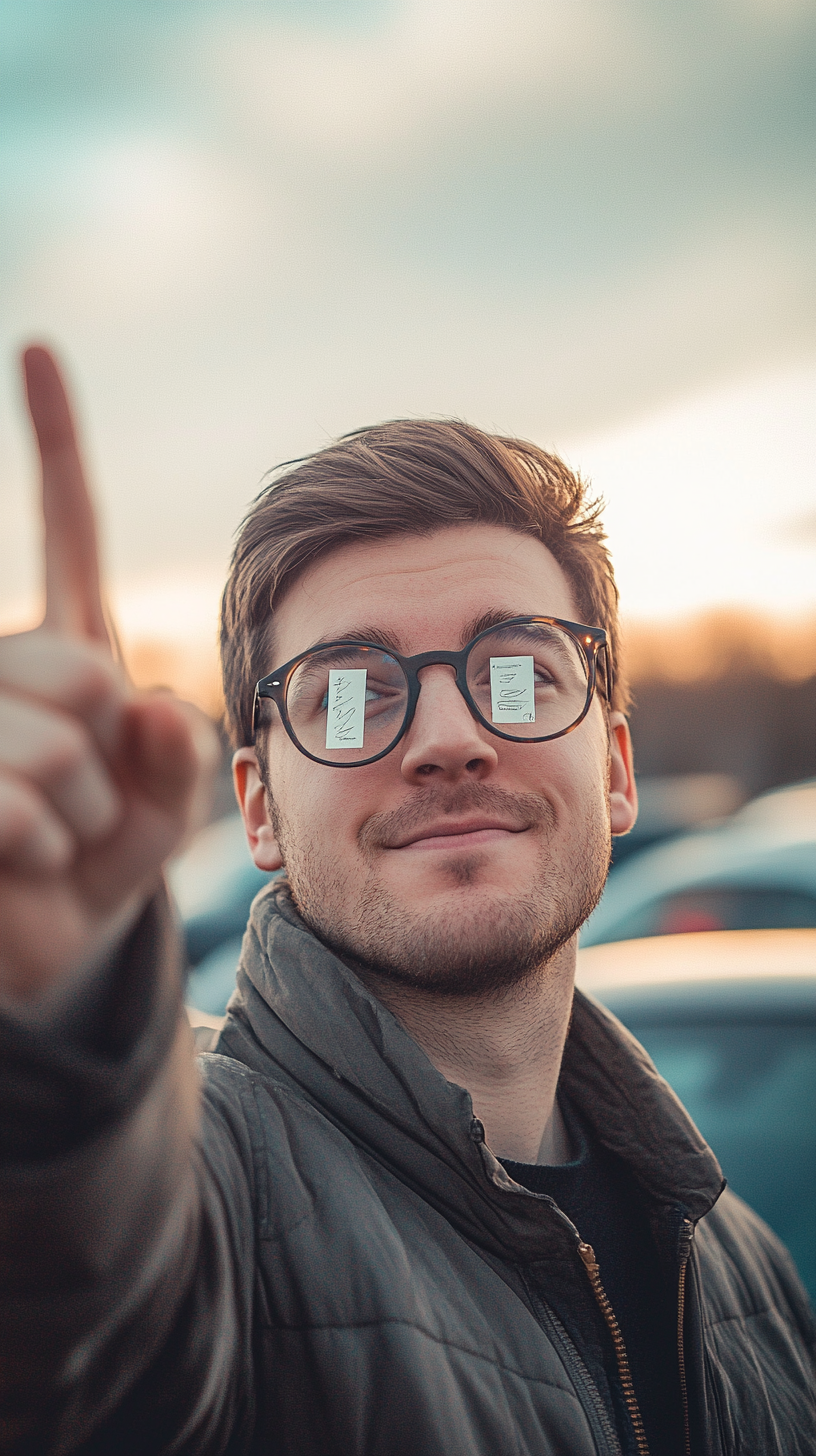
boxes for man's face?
[236,523,636,995]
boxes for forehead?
[272,523,580,659]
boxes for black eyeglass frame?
[252,615,612,768]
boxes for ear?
[233,747,284,871]
[607,714,638,837]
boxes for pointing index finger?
[23,345,110,647]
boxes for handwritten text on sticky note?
[326,669,367,749]
[489,656,535,724]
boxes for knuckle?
[0,630,123,715]
[38,718,88,782]
[0,783,40,844]
[37,635,120,710]
[73,660,116,714]
[72,641,121,701]
[0,774,73,869]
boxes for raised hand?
[0,347,219,999]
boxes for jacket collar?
[222,879,723,1259]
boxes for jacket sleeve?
[0,890,257,1456]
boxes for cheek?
[520,727,609,809]
[567,741,613,825]
[269,754,375,852]
[308,768,386,847]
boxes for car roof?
[576,927,816,992]
[730,778,816,831]
[576,929,816,1020]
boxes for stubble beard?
[269,781,612,998]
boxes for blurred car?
[168,813,276,1015]
[609,771,745,866]
[582,778,816,947]
[576,928,816,1303]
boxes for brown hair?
[220,418,629,747]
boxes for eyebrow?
[305,624,405,655]
[459,608,545,644]
[305,611,550,659]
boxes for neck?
[354,941,577,1165]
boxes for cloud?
[209,0,659,166]
[569,359,816,617]
[779,510,816,544]
[6,136,264,326]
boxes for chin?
[321,887,588,999]
[285,819,610,997]
[390,848,522,899]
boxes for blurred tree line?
[630,674,815,797]
[625,611,816,797]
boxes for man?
[0,346,813,1456]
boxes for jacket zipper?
[577,1240,650,1456]
[521,1274,623,1456]
[677,1218,695,1456]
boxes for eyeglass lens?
[283,623,590,764]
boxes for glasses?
[253,616,612,768]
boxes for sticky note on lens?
[326,669,367,749]
[490,656,535,724]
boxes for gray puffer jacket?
[0,879,813,1455]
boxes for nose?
[398,664,499,784]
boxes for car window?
[605,888,816,942]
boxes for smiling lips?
[389,817,529,851]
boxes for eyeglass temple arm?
[600,640,615,704]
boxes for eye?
[320,681,399,711]
[364,680,404,715]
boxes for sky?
[1,0,815,692]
